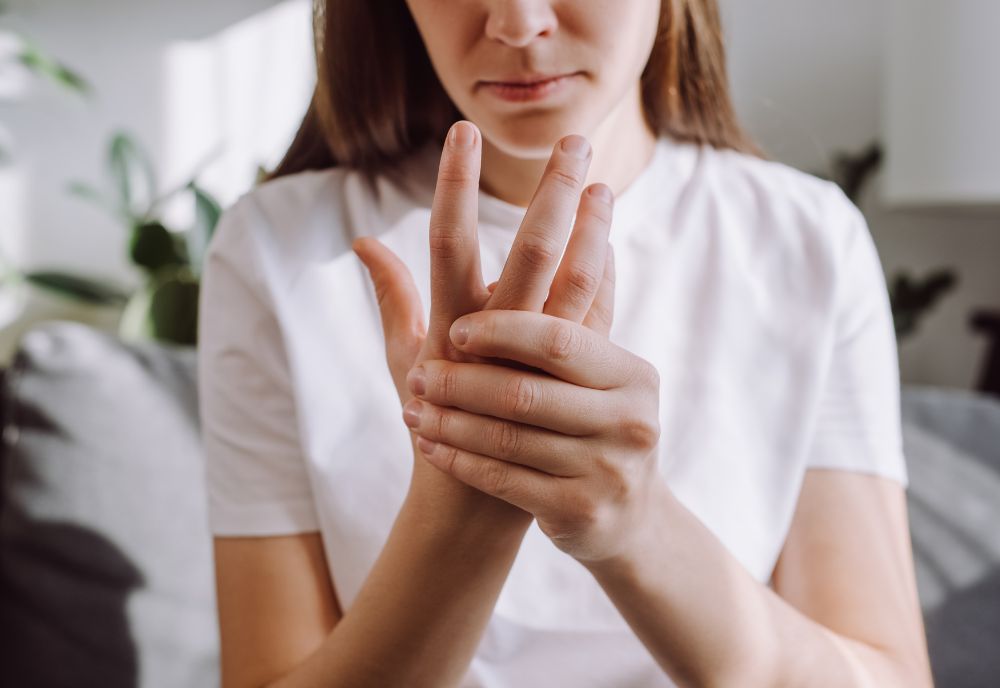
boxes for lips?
[480,74,577,104]
[480,72,579,87]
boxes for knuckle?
[482,460,513,497]
[500,375,538,418]
[428,224,467,256]
[547,165,584,192]
[543,322,580,362]
[436,163,477,187]
[619,416,660,452]
[593,454,631,505]
[491,420,522,459]
[431,406,449,440]
[514,234,560,270]
[438,443,460,474]
[563,264,602,299]
[437,365,459,402]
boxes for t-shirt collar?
[399,135,694,237]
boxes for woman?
[198,1,934,686]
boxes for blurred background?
[0,1,997,687]
[1,0,998,387]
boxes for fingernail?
[451,320,470,346]
[407,366,426,396]
[560,135,591,159]
[588,184,613,204]
[351,239,367,261]
[402,399,423,428]
[450,121,476,149]
[417,436,439,456]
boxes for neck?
[478,83,658,208]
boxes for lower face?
[405,0,662,159]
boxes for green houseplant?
[65,132,224,346]
[0,130,223,347]
[1,5,222,347]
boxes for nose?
[484,0,558,48]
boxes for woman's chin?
[476,112,594,160]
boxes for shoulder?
[688,143,869,273]
[206,165,386,292]
[224,167,356,253]
[705,145,859,223]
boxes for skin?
[214,1,934,686]
[406,0,661,205]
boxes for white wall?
[719,0,1000,390]
[0,0,314,359]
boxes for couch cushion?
[901,386,1000,687]
[0,321,217,688]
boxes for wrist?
[407,443,535,541]
[404,485,534,550]
[579,474,676,582]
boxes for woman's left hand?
[402,309,663,564]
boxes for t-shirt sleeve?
[197,195,321,536]
[803,186,909,488]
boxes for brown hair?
[268,0,764,184]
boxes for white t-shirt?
[197,135,908,687]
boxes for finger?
[486,280,498,294]
[449,310,641,389]
[428,121,489,331]
[582,242,616,337]
[407,359,612,435]
[487,135,593,312]
[416,435,559,518]
[353,237,426,382]
[402,398,591,477]
[544,183,613,322]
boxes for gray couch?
[1,321,999,687]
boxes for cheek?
[407,3,480,98]
[573,0,660,75]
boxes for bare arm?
[213,470,532,688]
[581,470,933,687]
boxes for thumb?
[352,237,426,386]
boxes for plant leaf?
[65,180,120,217]
[25,271,130,306]
[186,182,222,274]
[108,132,157,222]
[17,42,90,95]
[130,221,186,272]
[147,269,200,346]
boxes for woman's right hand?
[353,120,616,520]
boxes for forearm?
[582,478,922,688]
[270,457,533,688]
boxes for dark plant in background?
[817,142,958,341]
[65,132,223,346]
[0,131,222,346]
